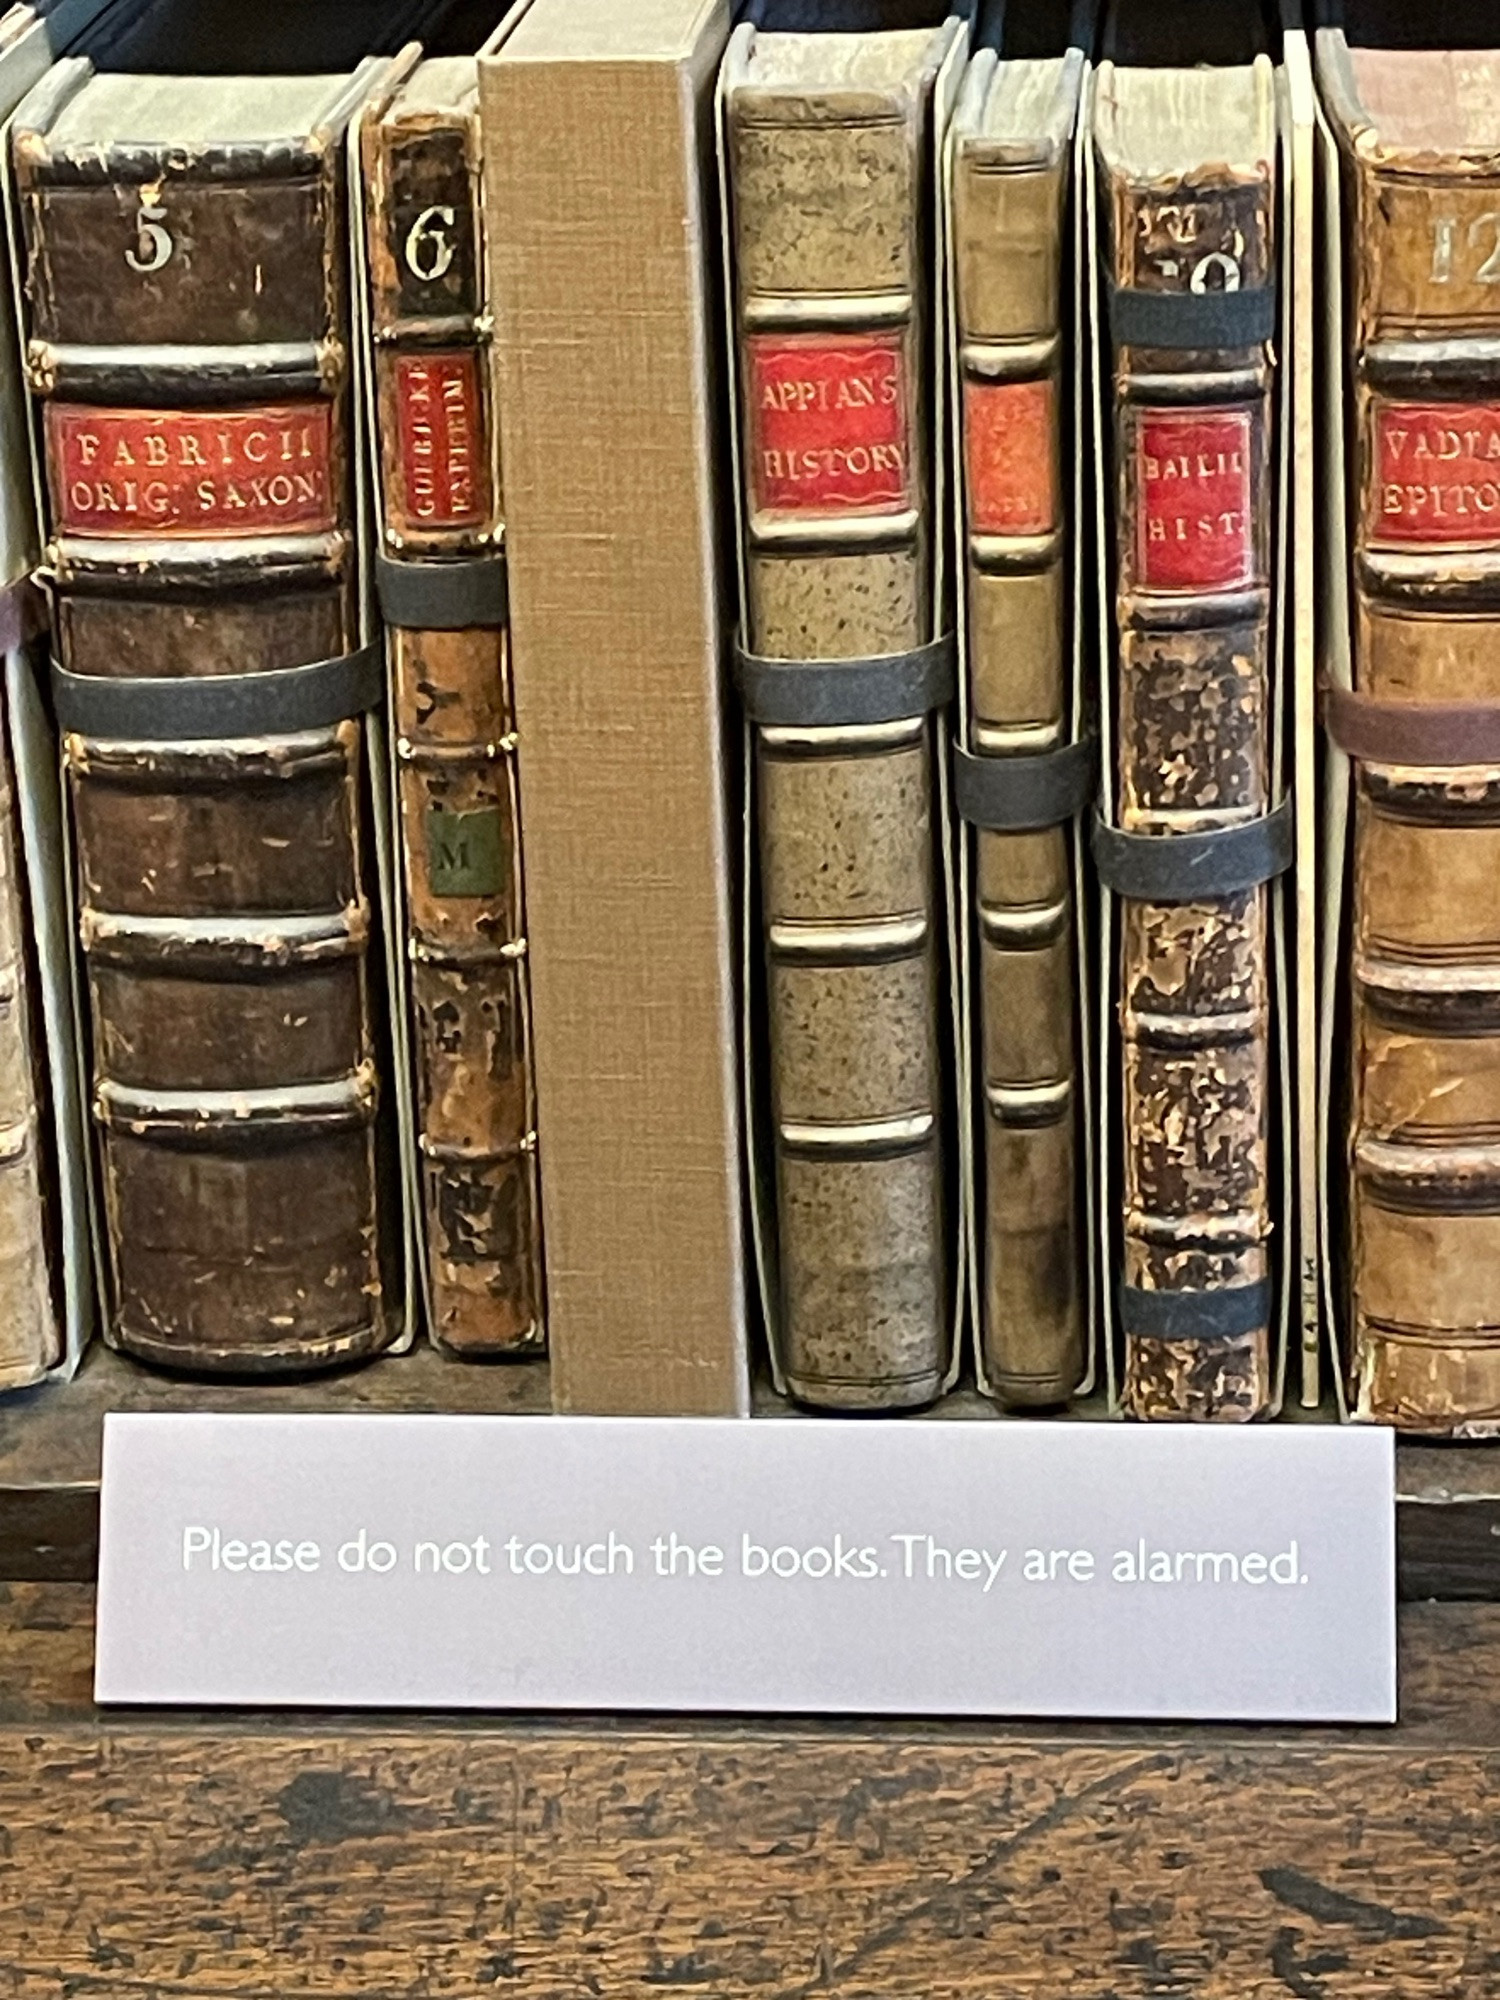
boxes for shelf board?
[0,1344,1493,1596]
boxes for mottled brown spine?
[15,67,391,1375]
[728,42,949,1410]
[952,62,1084,1408]
[363,61,543,1357]
[0,687,57,1390]
[1102,106,1276,1420]
[1322,41,1500,1433]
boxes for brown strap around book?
[1323,683,1500,767]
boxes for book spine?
[0,694,55,1389]
[364,95,543,1356]
[1107,167,1275,1419]
[17,109,390,1375]
[1348,157,1500,1432]
[953,125,1083,1408]
[729,78,948,1410]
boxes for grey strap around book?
[1105,273,1276,351]
[1091,798,1293,903]
[51,642,383,741]
[954,737,1096,832]
[1120,1279,1272,1344]
[1324,683,1500,767]
[375,553,507,632]
[733,632,955,729]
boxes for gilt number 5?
[125,200,172,275]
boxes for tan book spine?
[0,688,55,1390]
[483,0,748,1415]
[364,62,543,1357]
[728,37,949,1411]
[952,55,1083,1407]
[1097,60,1278,1420]
[1320,37,1500,1432]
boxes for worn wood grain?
[0,1587,1492,1997]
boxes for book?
[1094,11,1283,1419]
[11,5,431,1374]
[483,0,750,1414]
[723,7,963,1412]
[0,654,54,1390]
[949,0,1089,1408]
[1318,9,1500,1432]
[0,0,140,1391]
[362,30,544,1358]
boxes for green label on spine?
[425,805,506,898]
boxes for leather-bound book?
[950,0,1088,1408]
[13,42,411,1374]
[1095,20,1282,1419]
[724,8,962,1411]
[363,42,544,1358]
[0,661,55,1391]
[1318,14,1500,1432]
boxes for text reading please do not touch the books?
[178,1521,1312,1595]
[95,1413,1396,1722]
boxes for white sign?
[94,1413,1396,1721]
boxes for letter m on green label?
[426,806,506,897]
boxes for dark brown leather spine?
[363,58,543,1357]
[16,63,393,1374]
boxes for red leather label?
[747,332,909,515]
[965,378,1057,537]
[1371,400,1500,543]
[394,351,489,529]
[48,405,335,537]
[1136,407,1254,591]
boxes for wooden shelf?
[0,1343,1494,1598]
[0,1582,1491,1997]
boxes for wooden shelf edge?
[0,1349,1497,1596]
[0,1589,1497,1999]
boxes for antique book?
[1095,40,1281,1419]
[484,0,749,1414]
[363,47,544,1358]
[13,49,412,1374]
[1318,23,1500,1432]
[725,14,959,1411]
[0,665,55,1391]
[950,4,1086,1407]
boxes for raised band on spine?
[1119,1278,1271,1343]
[733,631,956,729]
[51,641,384,741]
[954,737,1096,831]
[1324,683,1500,767]
[1105,276,1277,351]
[375,552,508,631]
[1091,798,1293,904]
